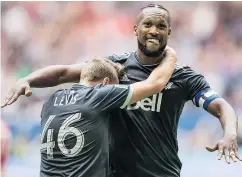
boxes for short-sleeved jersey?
[107,51,211,177]
[40,84,132,177]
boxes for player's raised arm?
[1,63,84,108]
[127,46,177,105]
[77,48,176,112]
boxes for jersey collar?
[134,51,161,67]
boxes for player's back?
[40,84,110,177]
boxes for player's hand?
[206,134,242,164]
[164,46,177,59]
[1,79,32,108]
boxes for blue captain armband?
[192,88,220,110]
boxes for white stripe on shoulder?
[120,86,133,109]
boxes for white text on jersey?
[126,93,163,112]
[54,93,78,106]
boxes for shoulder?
[76,84,113,98]
[173,63,202,78]
[43,89,65,106]
[51,89,67,99]
[91,84,130,98]
[92,84,115,94]
[174,63,193,73]
[107,51,134,64]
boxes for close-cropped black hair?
[140,4,171,27]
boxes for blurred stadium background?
[1,1,242,177]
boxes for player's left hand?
[1,79,32,108]
[206,134,242,164]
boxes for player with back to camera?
[2,4,241,177]
[31,47,176,177]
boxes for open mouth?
[146,38,160,45]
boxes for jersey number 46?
[40,113,84,159]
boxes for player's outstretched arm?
[205,98,241,163]
[1,63,84,108]
[183,66,241,164]
[128,46,177,104]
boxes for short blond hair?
[81,58,125,83]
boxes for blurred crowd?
[1,1,242,174]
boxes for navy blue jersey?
[108,51,212,177]
[40,84,132,177]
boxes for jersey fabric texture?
[107,51,214,177]
[40,84,132,177]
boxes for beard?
[138,39,167,58]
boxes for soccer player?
[29,48,177,177]
[2,4,241,177]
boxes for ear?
[168,28,171,36]
[134,25,138,36]
[102,77,110,85]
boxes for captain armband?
[192,88,220,110]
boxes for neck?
[137,49,165,65]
